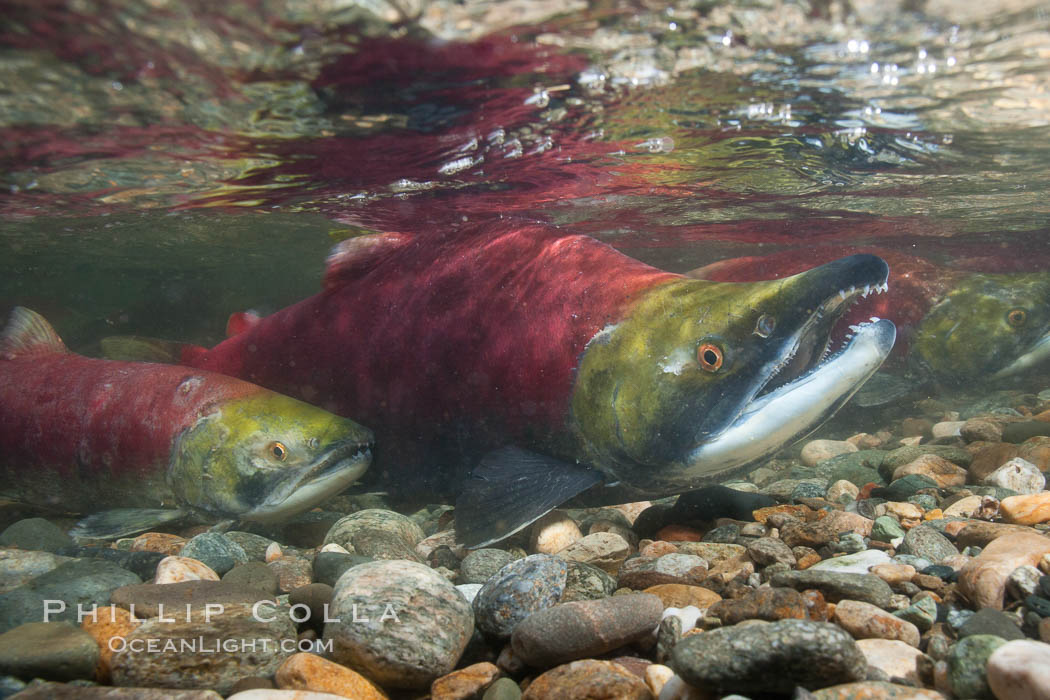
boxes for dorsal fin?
[324,232,411,290]
[1,307,69,360]
[226,310,263,338]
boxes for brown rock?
[870,564,916,587]
[780,518,839,549]
[753,505,811,524]
[958,532,1050,609]
[855,639,924,684]
[900,418,934,438]
[654,525,703,542]
[640,541,678,558]
[154,556,219,584]
[969,443,1021,482]
[674,543,748,568]
[110,580,273,618]
[802,589,830,621]
[268,556,313,593]
[1018,437,1050,471]
[812,680,943,699]
[793,547,822,570]
[522,660,653,699]
[708,587,807,625]
[643,584,721,610]
[961,418,1004,443]
[1000,492,1050,525]
[954,521,1035,549]
[892,455,968,488]
[80,605,140,683]
[430,662,501,699]
[275,652,387,699]
[822,511,874,538]
[557,533,631,574]
[833,599,920,647]
[130,533,186,556]
[530,511,582,554]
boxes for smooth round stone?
[267,555,313,593]
[823,450,887,487]
[959,532,1050,610]
[946,608,976,632]
[324,560,473,689]
[947,634,1007,700]
[473,554,567,639]
[808,549,891,575]
[826,480,860,504]
[882,445,973,472]
[0,621,99,682]
[179,533,249,576]
[511,593,663,667]
[483,677,522,700]
[958,608,1025,641]
[833,599,920,647]
[891,454,968,488]
[1000,492,1050,525]
[802,439,858,467]
[987,639,1050,700]
[701,524,740,544]
[555,532,630,574]
[770,570,893,608]
[933,421,965,439]
[560,561,616,602]
[962,418,1004,443]
[1026,595,1050,618]
[897,525,958,564]
[1003,421,1050,443]
[1007,564,1043,600]
[155,555,220,584]
[460,549,517,585]
[350,529,423,563]
[521,659,650,699]
[223,531,276,561]
[0,518,74,553]
[0,550,72,594]
[274,651,386,700]
[792,481,829,502]
[747,537,796,567]
[644,584,720,611]
[983,458,1045,494]
[529,511,582,554]
[431,661,502,699]
[871,475,939,502]
[323,509,425,551]
[222,562,280,596]
[671,619,866,694]
[312,552,372,588]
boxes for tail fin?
[1,307,69,360]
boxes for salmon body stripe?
[192,226,677,449]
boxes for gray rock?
[871,475,939,501]
[823,450,888,486]
[893,596,937,633]
[220,562,280,596]
[947,634,1007,700]
[483,676,522,700]
[671,619,866,694]
[958,608,1025,641]
[0,519,74,553]
[747,537,796,567]
[323,509,425,551]
[51,547,164,582]
[324,559,474,690]
[871,516,907,543]
[311,552,372,588]
[897,525,958,564]
[178,533,248,576]
[0,622,98,681]
[0,550,72,594]
[473,554,567,640]
[770,570,893,608]
[460,549,517,585]
[350,528,424,563]
[0,559,140,633]
[881,445,973,475]
[110,580,271,618]
[9,684,221,699]
[511,593,663,667]
[110,603,295,694]
[560,561,617,602]
[222,531,275,561]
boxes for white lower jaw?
[243,457,370,523]
[683,318,896,481]
[991,332,1050,379]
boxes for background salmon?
[0,307,373,538]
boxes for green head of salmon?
[171,392,373,522]
[913,271,1050,382]
[571,254,895,496]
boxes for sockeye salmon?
[0,307,373,538]
[107,223,896,546]
[689,248,1050,395]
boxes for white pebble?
[987,639,1050,700]
[982,458,1045,494]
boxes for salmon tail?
[100,335,208,365]
[0,306,69,359]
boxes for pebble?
[483,676,522,700]
[833,599,920,646]
[897,525,959,564]
[265,542,284,563]
[560,561,617,602]
[287,584,333,631]
[747,536,797,567]
[225,531,277,561]
[350,528,424,563]
[0,518,74,552]
[643,584,720,610]
[969,443,1022,482]
[811,681,945,699]
[461,549,517,585]
[855,638,924,684]
[1000,492,1050,525]
[671,619,866,694]
[109,602,296,694]
[893,596,938,633]
[882,444,972,472]
[983,457,1045,494]
[891,454,968,488]
[80,605,140,682]
[110,580,271,617]
[962,418,1004,443]
[529,511,582,554]
[958,532,1050,609]
[946,634,1006,700]
[228,692,345,700]
[178,533,249,576]
[311,552,371,588]
[809,549,891,575]
[958,607,1025,641]
[0,621,99,682]
[826,480,860,504]
[1006,564,1043,600]
[154,555,220,584]
[12,685,221,699]
[521,659,651,699]
[708,587,807,624]
[556,532,631,574]
[130,532,187,556]
[986,639,1050,700]
[429,661,501,699]
[770,570,893,607]
[802,439,858,466]
[0,558,140,633]
[222,561,281,596]
[0,549,71,594]
[323,509,425,552]
[932,421,965,438]
[644,663,674,696]
[268,555,315,593]
[274,652,387,700]
[511,593,663,667]
[325,560,474,689]
[617,553,707,589]
[943,495,985,518]
[870,563,916,587]
[472,554,567,639]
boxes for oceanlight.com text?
[107,636,334,654]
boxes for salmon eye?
[269,442,288,461]
[754,314,776,338]
[1007,308,1027,327]
[698,343,724,372]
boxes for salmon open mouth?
[245,442,373,521]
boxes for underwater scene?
[2,0,1050,697]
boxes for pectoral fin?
[70,508,190,541]
[454,447,603,548]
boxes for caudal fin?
[0,307,68,359]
